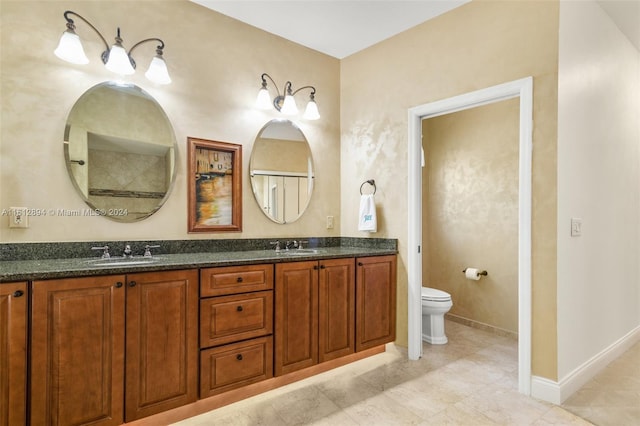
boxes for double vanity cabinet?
[0,253,396,425]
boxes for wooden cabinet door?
[31,276,126,426]
[0,282,27,426]
[356,255,397,351]
[125,269,198,421]
[275,261,318,376]
[319,258,355,362]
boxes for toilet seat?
[421,287,451,302]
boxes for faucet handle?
[123,244,132,258]
[270,241,281,252]
[91,245,110,259]
[143,244,160,257]
[298,240,308,249]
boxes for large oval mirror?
[64,82,177,222]
[250,119,314,224]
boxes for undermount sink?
[282,249,320,255]
[86,256,163,267]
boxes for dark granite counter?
[0,238,397,282]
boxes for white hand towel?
[358,194,377,232]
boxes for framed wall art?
[187,137,242,232]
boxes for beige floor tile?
[175,322,636,426]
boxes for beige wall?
[341,0,559,379]
[0,0,340,241]
[422,99,519,334]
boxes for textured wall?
[0,0,340,242]
[341,0,559,379]
[422,99,519,334]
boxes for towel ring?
[360,179,376,195]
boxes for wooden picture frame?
[187,137,242,232]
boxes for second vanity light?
[54,10,172,85]
[256,73,320,120]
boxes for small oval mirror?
[249,119,314,224]
[64,82,177,222]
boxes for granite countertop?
[0,246,398,283]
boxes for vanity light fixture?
[256,73,320,120]
[54,10,172,85]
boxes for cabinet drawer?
[200,291,273,347]
[200,336,273,398]
[201,264,273,297]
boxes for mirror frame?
[63,82,178,222]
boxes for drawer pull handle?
[236,354,243,361]
[237,277,243,283]
[237,305,243,312]
[13,290,24,298]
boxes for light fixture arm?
[261,73,281,98]
[62,10,110,53]
[291,85,316,97]
[127,37,166,70]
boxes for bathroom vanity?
[0,242,396,425]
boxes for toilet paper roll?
[465,268,482,281]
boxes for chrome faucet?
[285,240,298,250]
[91,245,110,259]
[143,244,160,257]
[122,244,133,258]
[270,241,281,253]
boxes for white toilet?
[421,287,453,344]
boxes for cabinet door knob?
[313,265,319,270]
[236,277,243,283]
[236,354,243,361]
[13,290,24,297]
[129,281,137,287]
[236,305,243,312]
[320,265,326,269]
[115,282,123,288]
[358,262,364,266]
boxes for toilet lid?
[421,287,451,301]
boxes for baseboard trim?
[531,325,640,404]
[446,313,518,340]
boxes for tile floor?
[173,321,634,425]
[562,341,640,426]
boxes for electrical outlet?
[326,215,334,229]
[8,207,28,228]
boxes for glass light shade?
[145,55,171,84]
[255,88,272,109]
[280,94,298,115]
[105,44,135,75]
[54,30,89,65]
[303,100,320,120]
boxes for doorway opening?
[407,77,533,394]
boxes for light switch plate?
[571,217,582,237]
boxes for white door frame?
[407,77,533,395]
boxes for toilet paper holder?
[462,268,488,277]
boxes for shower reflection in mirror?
[249,119,314,224]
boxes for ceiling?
[192,1,640,58]
[191,0,470,58]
